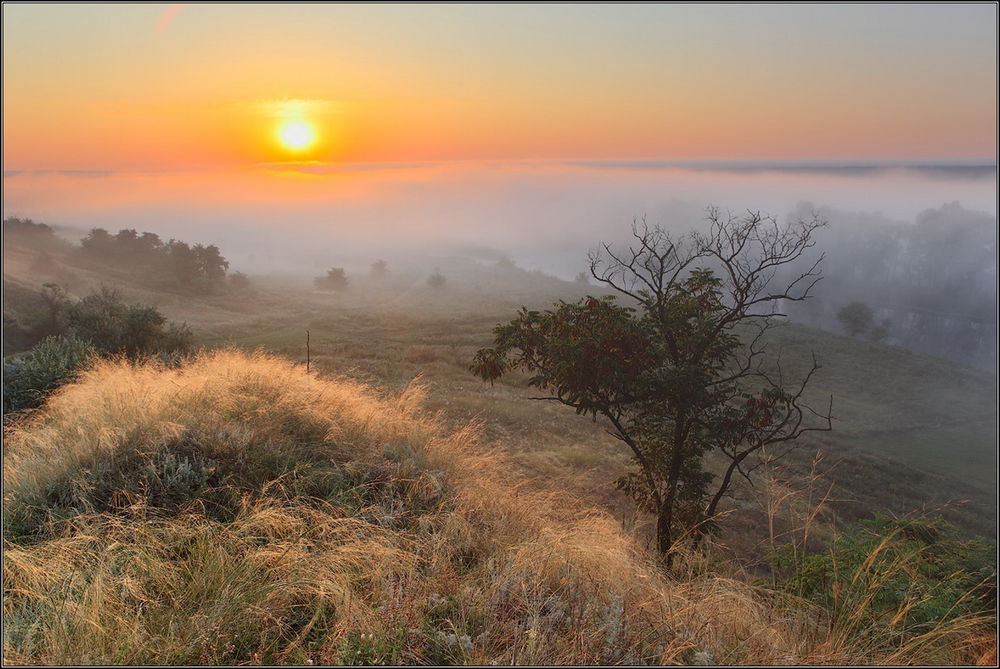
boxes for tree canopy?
[472,209,833,559]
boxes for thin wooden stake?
[306,329,311,374]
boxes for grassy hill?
[3,230,996,664]
[3,351,992,665]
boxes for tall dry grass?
[3,350,992,664]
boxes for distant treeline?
[4,217,233,293]
[2,217,71,252]
[781,202,997,369]
[80,228,229,288]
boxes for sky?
[2,3,997,272]
[3,3,997,172]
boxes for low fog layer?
[3,162,996,368]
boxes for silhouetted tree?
[229,271,251,291]
[80,228,115,257]
[315,267,348,291]
[427,270,446,290]
[167,240,200,285]
[371,259,389,278]
[837,301,874,337]
[194,244,229,281]
[37,283,70,339]
[472,210,832,560]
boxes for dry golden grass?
[3,351,993,665]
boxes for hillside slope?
[4,351,989,665]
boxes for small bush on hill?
[315,267,348,291]
[229,271,251,291]
[2,335,96,414]
[837,301,874,337]
[427,270,446,290]
[2,288,194,416]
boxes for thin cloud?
[155,4,185,34]
[4,169,117,178]
[254,161,434,173]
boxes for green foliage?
[772,514,996,637]
[3,288,193,417]
[2,335,95,413]
[472,213,829,555]
[472,273,745,541]
[66,287,194,358]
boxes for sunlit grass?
[3,351,992,665]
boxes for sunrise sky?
[3,2,997,173]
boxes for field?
[3,239,997,665]
[175,266,998,545]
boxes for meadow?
[3,237,997,665]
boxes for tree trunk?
[657,419,689,565]
[656,506,674,564]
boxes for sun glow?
[277,119,316,151]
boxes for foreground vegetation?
[3,352,994,665]
[3,215,996,665]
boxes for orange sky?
[3,3,997,173]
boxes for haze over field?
[2,161,996,276]
[2,4,998,666]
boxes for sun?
[277,119,315,151]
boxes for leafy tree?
[472,210,832,558]
[194,244,229,281]
[37,283,70,339]
[65,287,193,358]
[427,270,446,290]
[315,267,349,291]
[80,227,115,257]
[167,240,201,285]
[837,301,874,337]
[371,259,389,278]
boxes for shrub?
[427,271,446,290]
[837,301,874,337]
[315,267,348,291]
[2,335,95,413]
[773,513,996,648]
[66,287,193,358]
[229,271,251,291]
